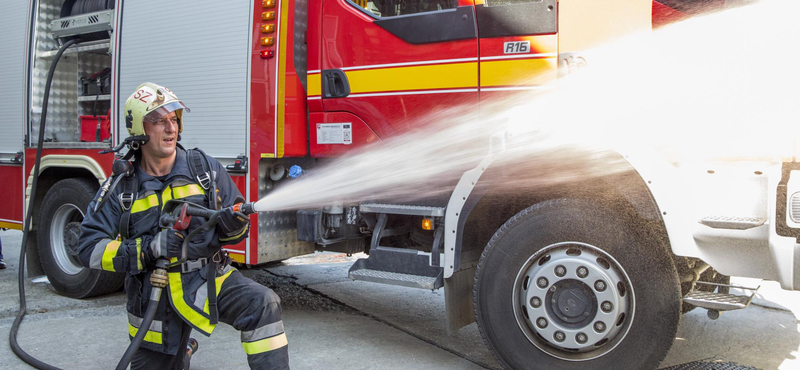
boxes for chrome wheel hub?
[513,242,635,361]
[50,204,85,275]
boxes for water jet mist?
[255,0,799,213]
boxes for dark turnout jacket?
[78,147,248,354]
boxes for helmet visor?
[143,101,191,124]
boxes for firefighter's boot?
[184,338,198,369]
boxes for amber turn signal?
[261,24,275,33]
[422,218,433,231]
[262,11,275,21]
[263,0,276,8]
[260,37,275,46]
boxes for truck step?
[349,246,443,290]
[360,203,445,217]
[699,216,766,230]
[683,282,759,312]
[349,269,441,290]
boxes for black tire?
[474,199,681,370]
[37,178,124,298]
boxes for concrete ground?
[1,228,799,369]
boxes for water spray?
[254,0,800,214]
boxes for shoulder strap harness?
[186,148,219,211]
[183,148,222,324]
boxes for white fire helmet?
[123,82,190,137]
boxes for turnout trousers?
[131,270,289,370]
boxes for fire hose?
[9,37,81,370]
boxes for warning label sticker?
[316,123,352,145]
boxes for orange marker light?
[262,11,276,21]
[422,218,433,231]
[260,37,275,46]
[263,0,276,8]
[261,24,275,33]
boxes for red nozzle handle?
[173,203,192,231]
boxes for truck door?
[117,0,251,160]
[0,0,30,229]
[474,0,559,104]
[311,0,479,156]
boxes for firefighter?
[77,83,289,370]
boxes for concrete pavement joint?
[750,302,793,314]
[261,268,497,370]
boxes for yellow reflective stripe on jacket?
[161,187,172,208]
[130,184,204,215]
[131,194,159,214]
[202,268,235,314]
[101,240,121,272]
[242,333,288,355]
[171,184,204,199]
[135,238,143,271]
[128,323,163,344]
[219,227,247,242]
[168,260,216,335]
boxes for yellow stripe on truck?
[277,0,291,158]
[307,73,321,96]
[0,221,22,230]
[480,58,557,87]
[346,62,478,94]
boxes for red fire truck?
[0,0,766,369]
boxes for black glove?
[149,228,186,260]
[217,208,249,239]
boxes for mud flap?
[445,266,476,335]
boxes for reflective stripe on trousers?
[128,312,164,345]
[217,270,290,370]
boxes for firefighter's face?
[142,111,179,159]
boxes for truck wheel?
[474,199,680,370]
[37,178,124,298]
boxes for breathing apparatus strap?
[186,148,218,211]
[118,171,137,240]
[186,148,221,324]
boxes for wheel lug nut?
[594,321,606,332]
[554,331,565,342]
[594,280,606,292]
[555,265,566,277]
[601,301,613,313]
[536,277,549,289]
[577,266,589,278]
[530,297,542,308]
[576,333,588,344]
[536,317,548,329]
